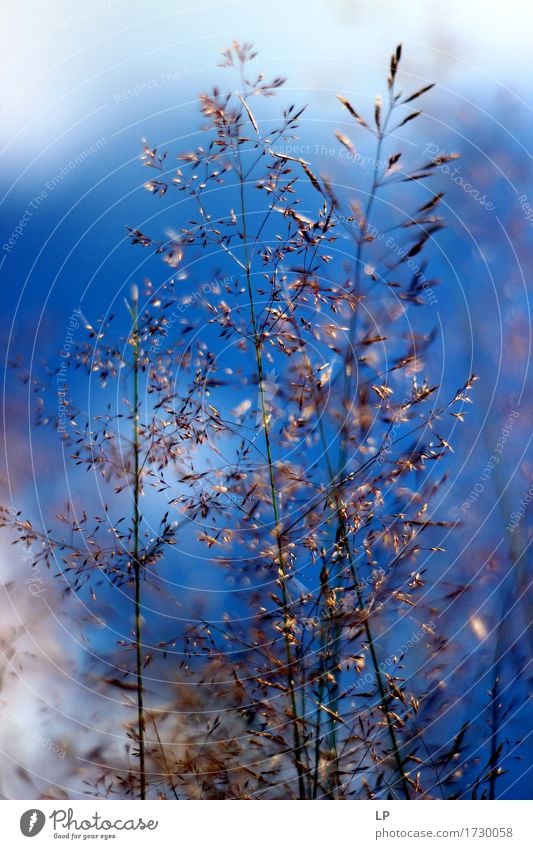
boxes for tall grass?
[128,283,146,799]
[1,42,491,800]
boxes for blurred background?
[0,0,531,799]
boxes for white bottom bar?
[2,799,531,848]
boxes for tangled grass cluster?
[2,43,496,801]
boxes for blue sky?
[1,0,531,800]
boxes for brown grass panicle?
[1,42,481,800]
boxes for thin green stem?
[296,344,342,798]
[339,517,411,799]
[236,154,307,800]
[151,717,179,800]
[292,329,410,798]
[339,94,395,475]
[131,290,146,800]
[328,90,410,797]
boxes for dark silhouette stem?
[132,289,146,800]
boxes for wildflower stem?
[339,95,394,474]
[294,331,410,798]
[132,291,146,800]
[237,161,307,800]
[331,89,411,797]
